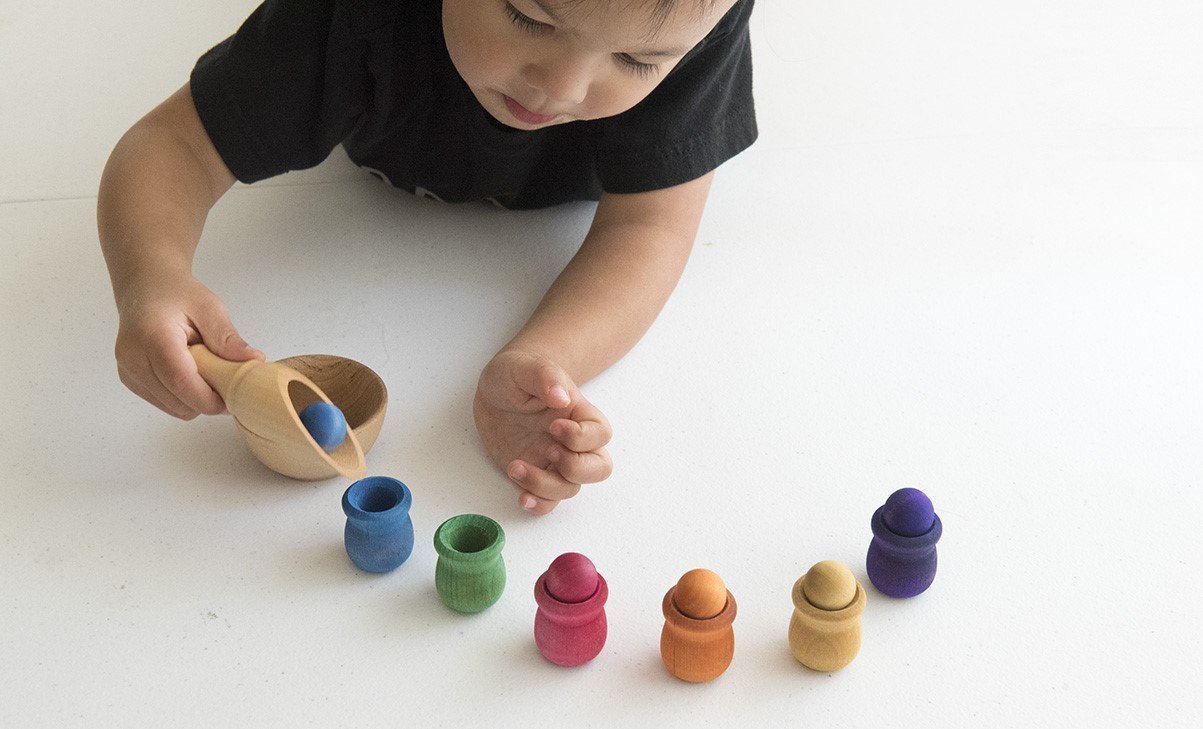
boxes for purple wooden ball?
[545,552,599,603]
[882,488,935,537]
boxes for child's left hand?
[473,349,613,515]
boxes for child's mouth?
[502,94,560,126]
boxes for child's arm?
[473,172,715,514]
[98,83,262,419]
[510,171,715,380]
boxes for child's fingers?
[125,356,198,420]
[550,416,612,453]
[192,301,264,362]
[547,445,612,485]
[514,357,574,409]
[149,344,226,416]
[518,491,560,515]
[143,386,196,421]
[507,459,581,503]
[120,365,181,418]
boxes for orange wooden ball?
[673,569,728,619]
[802,560,857,611]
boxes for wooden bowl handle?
[189,343,258,401]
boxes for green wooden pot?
[433,514,506,613]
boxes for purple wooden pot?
[866,488,942,598]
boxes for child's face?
[443,0,736,130]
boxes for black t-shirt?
[190,0,757,209]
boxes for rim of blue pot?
[433,513,505,562]
[342,476,412,522]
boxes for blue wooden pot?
[342,476,414,573]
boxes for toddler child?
[97,0,757,514]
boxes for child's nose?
[522,53,594,107]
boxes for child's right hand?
[113,272,263,419]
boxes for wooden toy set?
[195,346,943,680]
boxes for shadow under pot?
[341,476,414,573]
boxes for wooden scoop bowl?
[190,345,387,481]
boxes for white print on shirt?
[361,165,393,186]
[413,186,444,202]
[362,166,446,203]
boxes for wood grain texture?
[801,560,858,611]
[534,553,608,667]
[190,345,386,481]
[544,552,599,603]
[660,570,737,682]
[434,514,506,614]
[788,561,866,672]
[673,569,728,620]
[278,354,387,454]
[342,476,414,573]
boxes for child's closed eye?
[503,2,662,80]
[614,53,660,79]
[504,2,552,34]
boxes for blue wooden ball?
[299,401,347,452]
[882,487,935,537]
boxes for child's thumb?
[196,310,263,362]
[521,358,573,409]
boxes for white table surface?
[2,1,1201,726]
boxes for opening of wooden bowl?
[277,354,388,454]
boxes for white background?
[1,1,1200,726]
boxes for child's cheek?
[589,78,663,120]
[442,3,505,89]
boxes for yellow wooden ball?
[802,560,857,611]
